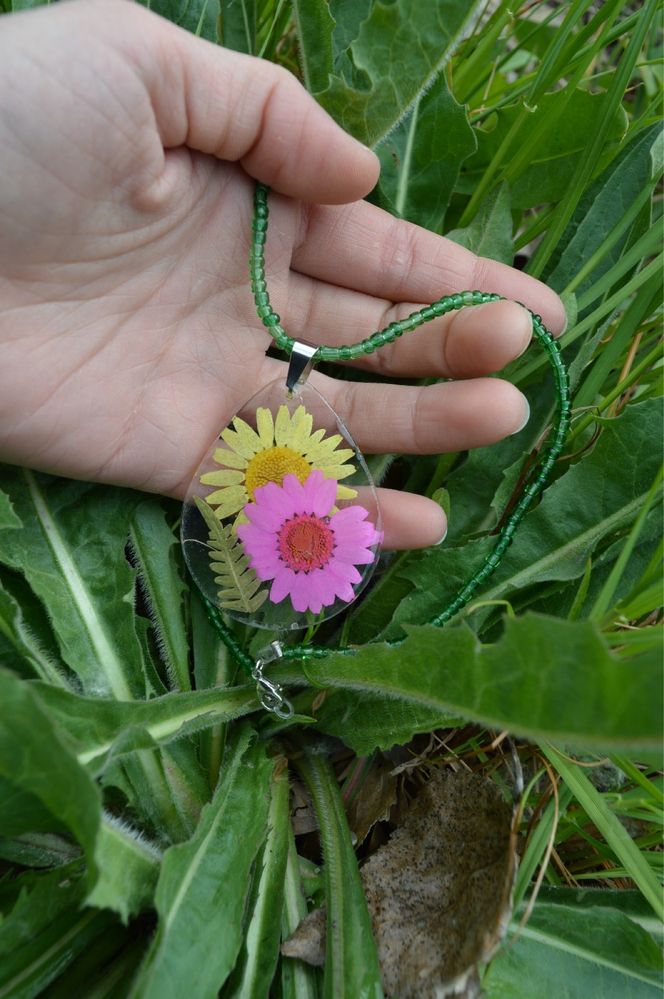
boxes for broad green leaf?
[120,750,193,846]
[22,920,132,999]
[329,0,371,62]
[446,183,514,264]
[0,830,79,869]
[129,500,190,691]
[0,490,20,531]
[545,123,661,296]
[0,777,68,839]
[224,765,290,997]
[30,680,257,769]
[483,902,663,998]
[0,577,67,686]
[219,0,256,53]
[0,866,116,999]
[377,75,476,232]
[314,0,478,148]
[461,89,627,209]
[387,399,663,637]
[278,614,663,756]
[294,739,384,999]
[533,886,663,938]
[137,0,219,41]
[87,816,161,923]
[130,726,272,999]
[312,688,462,756]
[0,669,101,880]
[292,0,334,93]
[0,471,147,699]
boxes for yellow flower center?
[244,447,311,501]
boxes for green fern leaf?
[194,497,268,613]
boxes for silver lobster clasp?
[252,641,294,720]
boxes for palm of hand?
[0,30,282,493]
[0,0,566,549]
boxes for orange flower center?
[278,514,334,572]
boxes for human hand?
[0,0,566,550]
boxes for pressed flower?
[200,405,358,520]
[237,471,381,614]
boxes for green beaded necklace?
[202,181,571,715]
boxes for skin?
[0,0,566,550]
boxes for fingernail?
[434,524,448,546]
[514,305,533,358]
[511,396,530,435]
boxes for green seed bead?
[263,313,281,327]
[338,345,353,361]
[432,301,447,316]
[461,291,475,306]
[451,294,463,308]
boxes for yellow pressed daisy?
[201,405,358,520]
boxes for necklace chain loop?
[204,181,572,707]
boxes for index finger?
[291,199,567,334]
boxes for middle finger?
[281,270,533,378]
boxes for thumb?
[129,3,379,204]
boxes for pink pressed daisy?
[236,471,381,614]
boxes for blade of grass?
[280,820,320,999]
[574,225,661,313]
[513,253,662,386]
[528,0,659,275]
[588,465,664,622]
[574,273,661,409]
[459,0,598,225]
[129,502,190,692]
[542,744,663,920]
[224,763,290,997]
[567,336,662,444]
[293,738,383,999]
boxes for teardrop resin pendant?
[181,379,382,631]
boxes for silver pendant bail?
[286,340,319,395]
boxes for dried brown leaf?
[345,756,398,847]
[283,770,516,998]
